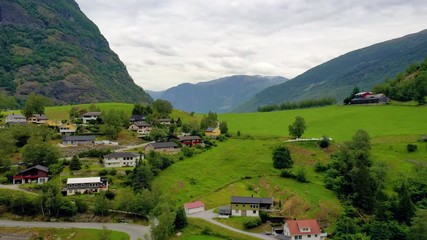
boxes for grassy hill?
[237,29,427,111]
[0,0,151,104]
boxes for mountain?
[237,29,427,112]
[146,90,165,100]
[0,0,151,104]
[158,75,287,113]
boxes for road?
[0,220,150,240]
[115,142,151,152]
[190,209,276,240]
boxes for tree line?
[258,97,337,112]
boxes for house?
[128,121,152,136]
[59,124,77,135]
[28,114,49,124]
[158,118,172,125]
[205,127,221,137]
[129,115,145,123]
[13,165,49,184]
[5,113,27,125]
[350,92,390,105]
[103,152,139,168]
[81,112,101,123]
[280,219,327,240]
[145,142,180,153]
[66,176,108,195]
[184,201,205,214]
[178,136,203,147]
[230,196,273,217]
[62,135,96,146]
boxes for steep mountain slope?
[158,75,287,113]
[0,0,151,104]
[237,29,427,112]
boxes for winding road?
[0,220,150,240]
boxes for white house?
[81,112,101,123]
[5,113,27,124]
[230,196,272,217]
[66,176,108,195]
[59,124,77,135]
[128,121,152,136]
[184,201,205,214]
[280,219,327,240]
[103,152,139,168]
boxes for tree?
[181,123,192,134]
[21,93,50,118]
[88,104,100,112]
[413,73,427,105]
[343,86,360,105]
[101,109,128,139]
[130,164,154,191]
[393,180,416,225]
[149,127,168,142]
[0,93,17,111]
[174,206,188,230]
[0,130,16,171]
[150,202,176,240]
[319,135,330,148]
[288,116,306,139]
[152,99,173,118]
[94,192,110,216]
[22,139,60,166]
[409,210,427,240]
[200,111,218,130]
[132,104,152,116]
[219,121,228,134]
[272,146,293,169]
[69,155,82,171]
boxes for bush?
[243,218,262,229]
[407,144,418,152]
[182,146,195,157]
[314,161,329,172]
[75,198,88,213]
[98,169,108,176]
[0,177,8,184]
[281,170,295,178]
[319,136,330,148]
[78,149,112,158]
[295,168,308,183]
[260,211,269,223]
[104,190,116,200]
[109,168,117,176]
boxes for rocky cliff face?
[0,0,151,104]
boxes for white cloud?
[75,0,427,90]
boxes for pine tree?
[69,155,82,170]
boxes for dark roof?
[231,196,273,205]
[82,112,102,117]
[6,114,26,119]
[104,152,138,158]
[147,142,178,149]
[205,127,217,132]
[20,165,48,174]
[275,234,291,240]
[178,136,202,141]
[134,121,151,127]
[32,114,48,120]
[130,115,145,121]
[62,135,96,141]
[219,206,231,215]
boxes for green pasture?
[0,226,129,240]
[172,218,260,240]
[220,105,427,141]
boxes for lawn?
[0,226,129,240]
[220,105,427,141]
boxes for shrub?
[314,161,329,172]
[260,211,269,223]
[407,144,418,152]
[75,198,88,213]
[98,169,108,176]
[295,168,308,183]
[243,218,262,229]
[109,168,117,176]
[0,177,8,184]
[280,170,295,178]
[319,136,330,148]
[104,190,116,200]
[182,146,195,157]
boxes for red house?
[13,165,49,184]
[178,136,203,147]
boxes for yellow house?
[205,127,221,137]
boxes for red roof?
[286,219,321,235]
[184,201,205,209]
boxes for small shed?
[184,201,205,214]
[218,206,231,218]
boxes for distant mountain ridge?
[0,0,151,104]
[237,29,427,112]
[151,75,287,113]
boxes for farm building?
[184,201,205,214]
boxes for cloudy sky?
[75,0,427,91]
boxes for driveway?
[0,220,150,240]
[0,184,38,195]
[115,143,150,152]
[190,209,276,240]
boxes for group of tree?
[0,93,18,112]
[258,97,337,112]
[322,129,425,239]
[373,58,427,105]
[199,111,228,134]
[22,93,50,118]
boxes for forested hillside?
[237,29,427,112]
[0,0,151,104]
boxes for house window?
[234,210,239,213]
[308,235,311,238]
[243,204,245,207]
[315,234,318,237]
[253,210,256,214]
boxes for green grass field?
[220,105,427,141]
[0,226,129,240]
